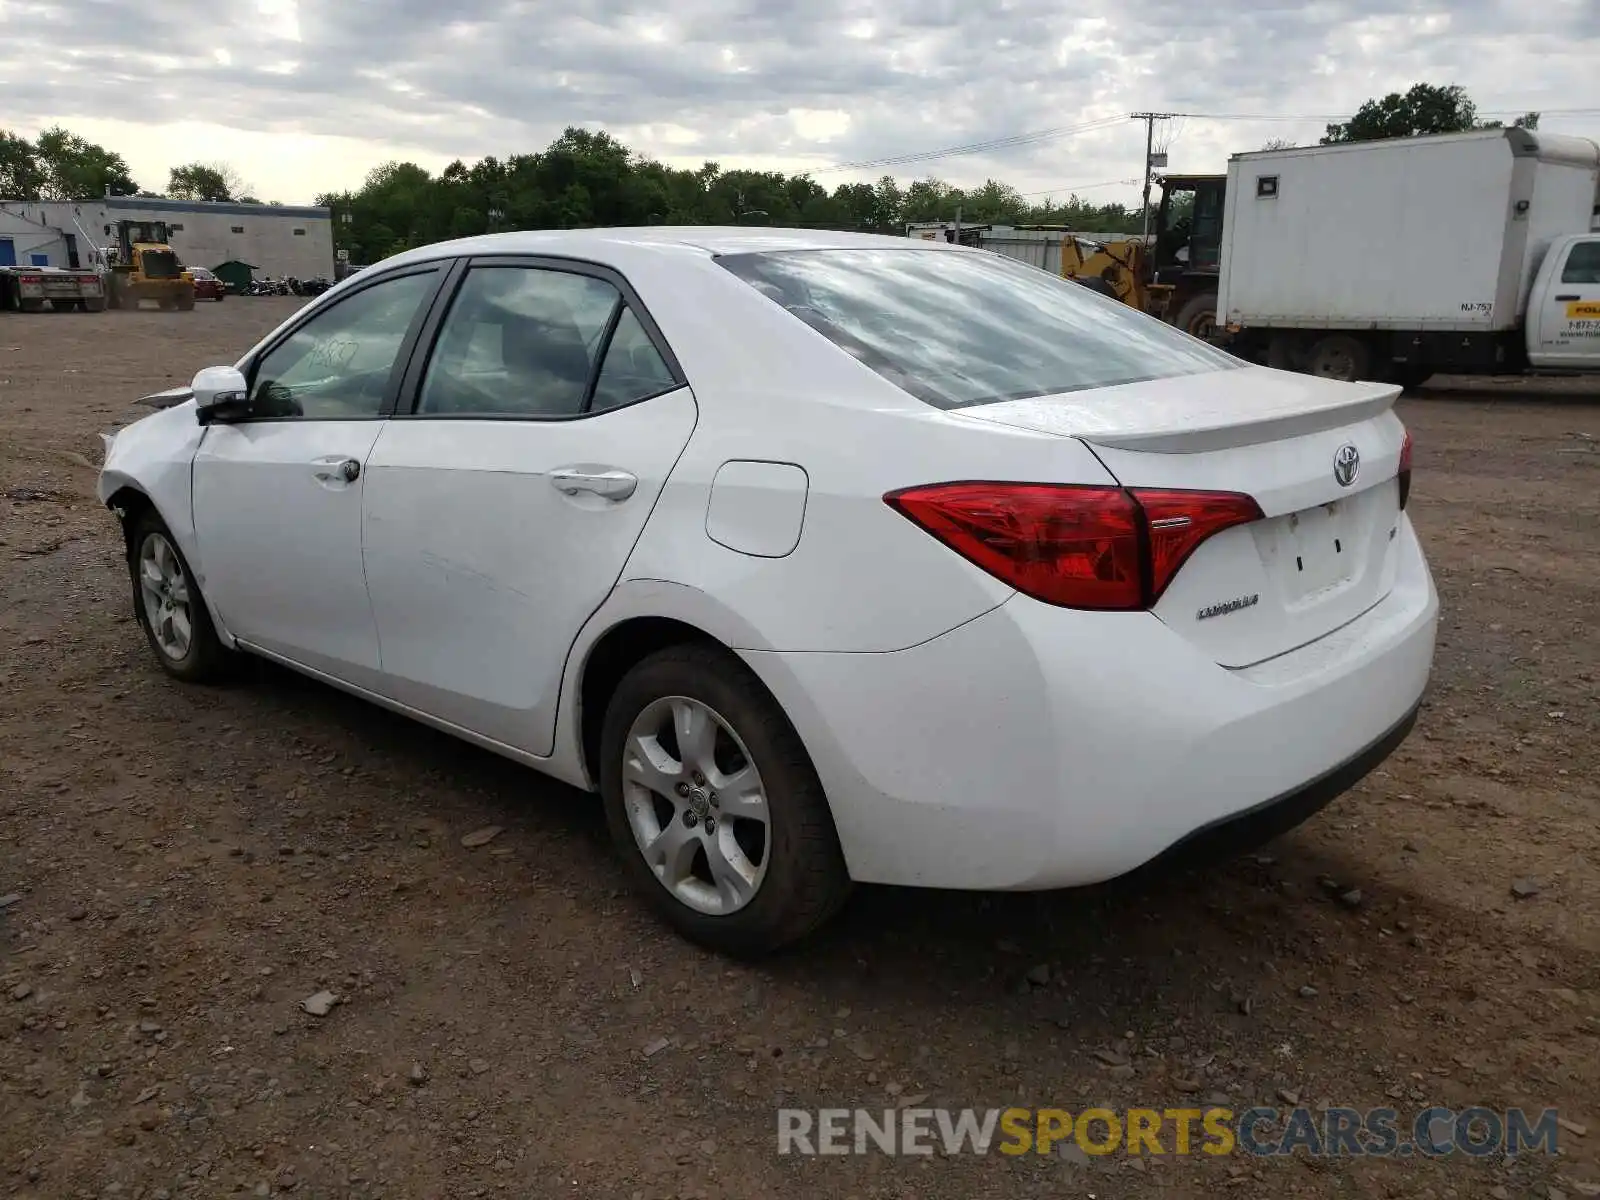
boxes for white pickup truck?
[1216,128,1600,385]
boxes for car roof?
[374,226,958,273]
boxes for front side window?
[1560,241,1600,285]
[417,266,675,417]
[247,270,437,419]
[717,248,1239,410]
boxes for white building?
[0,206,69,268]
[0,195,334,279]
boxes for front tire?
[128,511,231,682]
[599,643,851,956]
[1174,292,1218,340]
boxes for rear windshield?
[717,247,1239,409]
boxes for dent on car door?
[190,266,444,685]
[361,259,697,757]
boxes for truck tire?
[176,290,195,311]
[1075,275,1118,298]
[1174,293,1218,340]
[1305,334,1372,382]
[84,296,107,313]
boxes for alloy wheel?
[138,532,193,661]
[620,695,771,916]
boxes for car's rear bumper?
[743,516,1438,891]
[1117,699,1418,884]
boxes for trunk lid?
[957,366,1408,668]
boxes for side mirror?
[192,365,248,424]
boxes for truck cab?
[1150,174,1227,336]
[1527,234,1600,371]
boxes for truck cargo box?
[1218,128,1600,334]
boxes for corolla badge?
[1196,593,1259,621]
[1333,443,1360,488]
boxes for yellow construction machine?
[103,220,196,311]
[1060,174,1226,339]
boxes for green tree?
[0,130,45,200]
[168,162,238,202]
[303,124,1155,255]
[33,126,137,198]
[1323,84,1540,145]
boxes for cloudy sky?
[6,0,1599,206]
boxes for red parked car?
[188,267,226,302]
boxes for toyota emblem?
[1332,443,1360,488]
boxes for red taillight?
[1397,429,1413,511]
[885,482,1263,610]
[1137,488,1265,599]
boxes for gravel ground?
[2,299,1598,1200]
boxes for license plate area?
[1261,500,1357,607]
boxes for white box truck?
[1216,128,1600,385]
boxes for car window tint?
[417,267,620,417]
[717,248,1240,410]
[590,307,677,412]
[1561,241,1600,285]
[248,272,436,419]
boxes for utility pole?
[1130,112,1176,240]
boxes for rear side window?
[717,248,1239,409]
[415,265,679,418]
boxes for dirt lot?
[2,299,1598,1200]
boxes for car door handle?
[550,467,637,500]
[1554,294,1581,301]
[312,457,361,483]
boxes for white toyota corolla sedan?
[98,228,1438,955]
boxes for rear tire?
[599,643,851,956]
[176,291,195,311]
[1305,334,1372,382]
[127,510,231,683]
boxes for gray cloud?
[6,0,1598,202]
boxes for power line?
[804,103,1600,182]
[1145,106,1600,123]
[1014,178,1140,198]
[810,116,1125,174]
